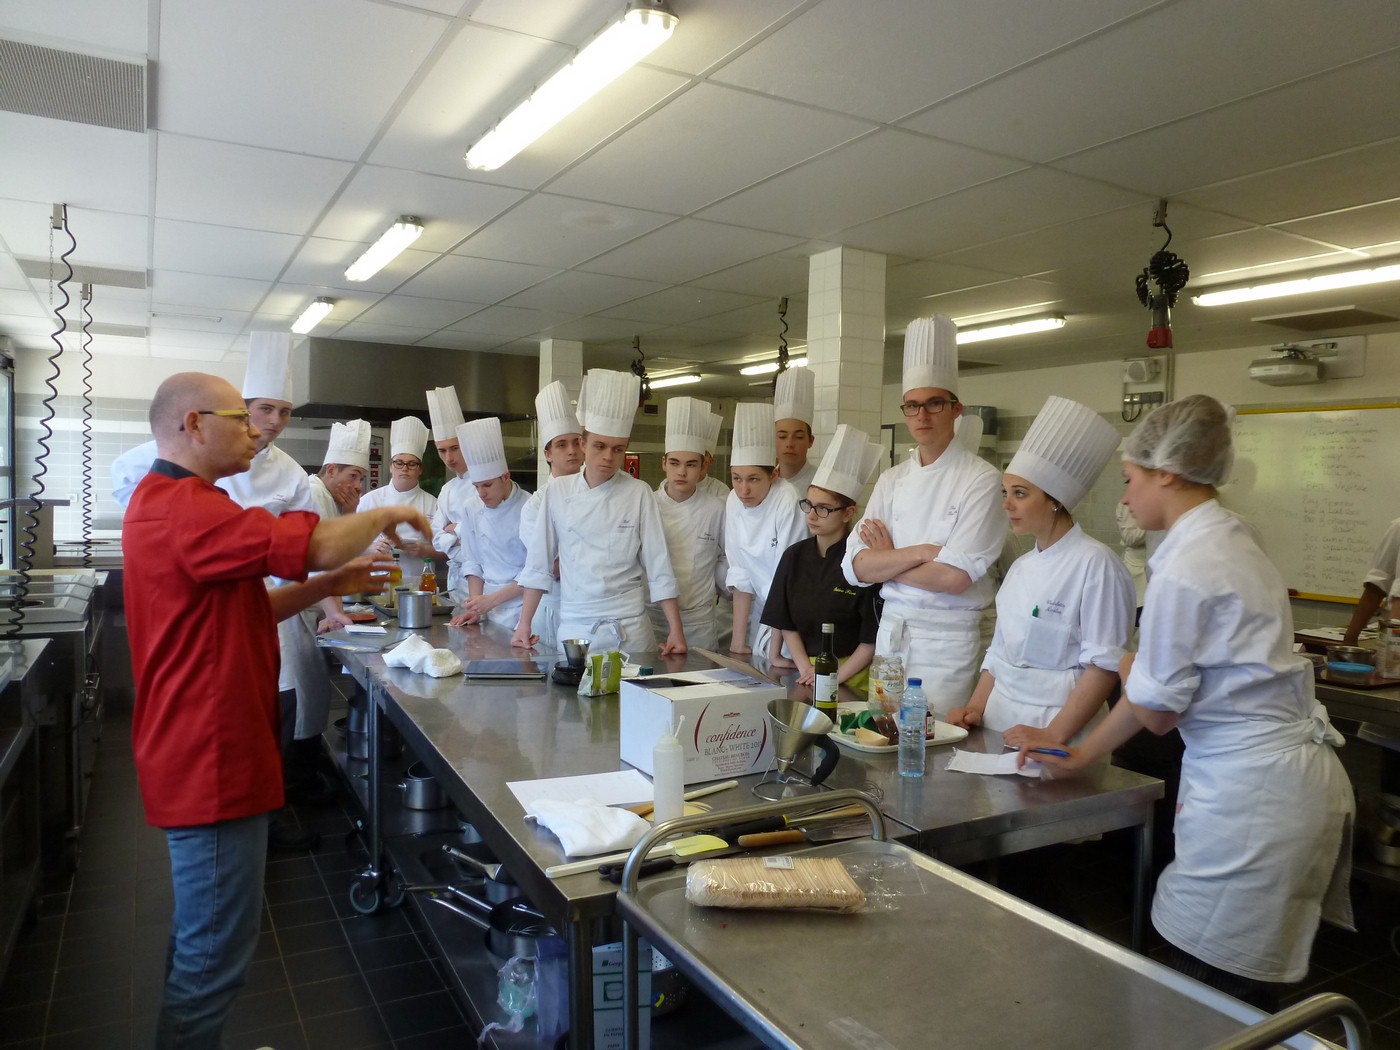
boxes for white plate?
[831,719,968,754]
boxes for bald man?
[124,372,431,1049]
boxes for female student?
[948,397,1133,749]
[764,425,883,693]
[1035,394,1354,1009]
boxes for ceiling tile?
[1274,200,1400,251]
[0,0,148,56]
[688,247,824,298]
[453,194,672,268]
[154,135,354,232]
[697,129,1023,238]
[151,271,273,313]
[903,0,1400,162]
[709,0,1162,122]
[643,0,807,77]
[325,321,442,344]
[546,82,875,214]
[1,202,149,272]
[354,293,481,329]
[0,113,149,213]
[157,0,450,158]
[534,316,665,343]
[447,304,576,338]
[1054,50,1400,197]
[1186,227,1361,280]
[153,219,302,280]
[598,286,765,325]
[580,219,804,284]
[886,259,1023,301]
[415,330,515,351]
[500,270,667,313]
[401,254,559,303]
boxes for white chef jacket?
[459,481,530,630]
[782,460,817,497]
[518,469,679,653]
[1362,516,1400,596]
[698,475,730,501]
[725,479,807,651]
[432,475,480,602]
[519,478,563,651]
[980,525,1133,736]
[217,444,329,733]
[649,483,726,649]
[356,483,439,583]
[112,439,157,510]
[307,474,339,520]
[1128,499,1353,982]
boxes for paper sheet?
[507,769,653,812]
[944,748,1042,778]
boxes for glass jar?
[868,654,906,714]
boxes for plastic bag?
[578,650,623,697]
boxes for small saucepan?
[398,761,447,810]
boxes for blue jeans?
[157,812,270,1050]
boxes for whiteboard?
[1220,405,1400,602]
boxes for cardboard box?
[592,939,651,1050]
[620,668,783,784]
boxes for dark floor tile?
[61,906,136,944]
[283,943,360,986]
[393,1027,477,1050]
[39,1019,133,1050]
[66,884,133,916]
[53,959,126,997]
[23,913,66,945]
[352,933,432,973]
[46,984,137,1030]
[377,990,464,1042]
[225,986,299,1036]
[276,918,348,957]
[364,960,441,1005]
[241,956,290,998]
[229,1021,310,1050]
[301,1004,392,1049]
[316,849,373,876]
[264,873,329,906]
[292,972,373,1019]
[133,878,173,907]
[1300,971,1400,1023]
[35,891,70,918]
[270,896,339,930]
[135,893,174,928]
[3,936,59,977]
[264,855,321,885]
[136,853,173,881]
[0,1001,49,1044]
[340,908,413,944]
[69,863,137,893]
[251,928,281,962]
[0,966,52,1009]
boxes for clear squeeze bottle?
[651,715,686,825]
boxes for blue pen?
[1030,747,1070,758]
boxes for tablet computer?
[463,658,549,680]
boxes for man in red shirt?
[124,372,431,1050]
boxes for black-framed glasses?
[180,408,251,431]
[390,458,421,469]
[798,498,840,518]
[899,396,958,417]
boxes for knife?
[734,825,869,849]
[623,779,740,818]
[711,803,868,842]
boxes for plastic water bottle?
[898,678,927,778]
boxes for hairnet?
[1122,393,1234,486]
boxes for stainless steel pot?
[335,717,403,761]
[397,589,434,629]
[398,761,446,810]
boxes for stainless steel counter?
[1315,678,1400,729]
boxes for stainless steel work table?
[1315,678,1400,730]
[617,837,1339,1050]
[328,621,1162,1047]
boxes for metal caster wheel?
[382,880,406,909]
[348,879,382,915]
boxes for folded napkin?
[944,748,1041,778]
[527,798,650,858]
[383,635,463,678]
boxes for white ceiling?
[2,0,1399,398]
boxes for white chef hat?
[664,396,712,456]
[322,419,371,471]
[730,402,776,468]
[536,380,581,448]
[579,369,639,439]
[1007,396,1121,510]
[772,366,814,427]
[901,314,959,396]
[242,332,294,401]
[812,424,882,503]
[953,413,984,453]
[426,386,465,442]
[389,415,430,461]
[705,409,723,454]
[457,417,508,483]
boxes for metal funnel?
[767,699,835,775]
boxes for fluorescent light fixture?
[291,297,335,334]
[1192,263,1400,307]
[955,313,1065,344]
[464,1,678,171]
[739,355,808,376]
[648,373,702,390]
[344,217,424,282]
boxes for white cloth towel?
[527,798,650,858]
[382,635,463,678]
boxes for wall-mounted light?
[955,313,1065,344]
[464,1,678,171]
[740,355,808,376]
[291,297,335,334]
[1191,262,1400,307]
[648,373,703,390]
[344,217,424,282]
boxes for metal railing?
[1203,992,1370,1050]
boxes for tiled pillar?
[806,247,886,462]
[537,338,583,478]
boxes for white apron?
[1152,704,1354,982]
[557,611,653,658]
[649,600,718,652]
[876,605,982,719]
[281,609,331,739]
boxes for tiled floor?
[6,712,1400,1049]
[0,712,474,1050]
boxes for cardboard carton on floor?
[620,668,782,785]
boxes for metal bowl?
[1325,645,1376,667]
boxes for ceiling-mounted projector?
[1248,345,1322,386]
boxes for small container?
[651,716,685,825]
[1325,645,1377,668]
[1326,660,1375,686]
[1379,621,1400,679]
[397,589,434,629]
[898,678,927,778]
[868,654,906,715]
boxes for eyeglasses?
[180,408,251,431]
[390,459,421,469]
[899,396,958,417]
[798,498,842,518]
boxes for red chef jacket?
[124,460,319,827]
